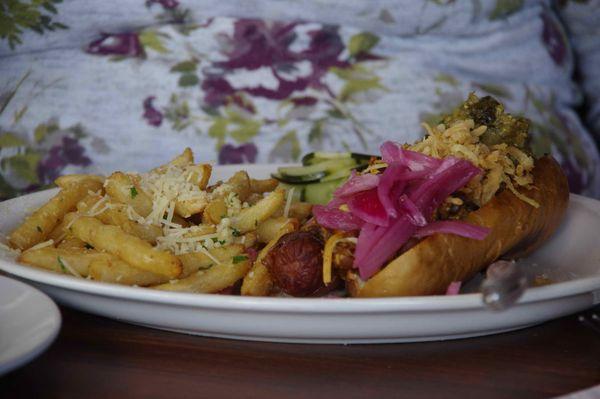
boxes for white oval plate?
[0,165,599,344]
[0,275,61,375]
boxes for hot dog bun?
[347,156,569,297]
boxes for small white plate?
[0,165,599,344]
[0,275,61,375]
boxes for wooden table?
[1,305,599,399]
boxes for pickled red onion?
[313,141,489,280]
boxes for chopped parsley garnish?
[211,237,226,245]
[84,243,94,250]
[232,255,248,264]
[57,256,67,273]
[231,228,241,237]
[130,186,138,199]
[36,226,42,233]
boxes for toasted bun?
[347,156,569,297]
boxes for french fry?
[178,244,244,278]
[246,193,264,206]
[57,236,88,250]
[174,197,208,219]
[9,180,103,250]
[231,189,285,233]
[77,195,162,243]
[152,147,194,174]
[71,216,182,278]
[288,202,313,221]
[202,198,227,225]
[273,201,313,221]
[154,256,251,293]
[173,164,213,218]
[241,219,298,296]
[181,224,216,237]
[257,217,299,243]
[250,178,278,194]
[236,231,257,248]
[55,174,105,189]
[89,257,169,286]
[185,164,212,190]
[225,171,252,201]
[105,172,153,217]
[48,212,79,242]
[18,247,112,276]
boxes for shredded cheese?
[283,187,295,218]
[196,245,222,265]
[28,239,55,251]
[411,120,538,208]
[57,256,82,278]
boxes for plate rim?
[0,176,599,315]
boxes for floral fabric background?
[0,0,599,200]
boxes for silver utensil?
[578,312,600,334]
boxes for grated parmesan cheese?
[283,187,295,218]
[58,256,82,278]
[28,239,55,251]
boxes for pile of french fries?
[8,148,312,295]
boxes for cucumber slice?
[302,151,352,166]
[304,178,346,205]
[278,158,357,177]
[320,168,351,182]
[351,152,377,163]
[271,171,325,184]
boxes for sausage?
[263,230,326,297]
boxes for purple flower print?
[541,10,567,66]
[218,143,258,164]
[208,21,350,102]
[243,74,311,100]
[146,0,179,9]
[290,96,318,107]
[216,20,298,71]
[87,32,144,58]
[37,137,92,184]
[143,96,163,127]
[300,26,347,73]
[227,94,256,114]
[202,76,236,107]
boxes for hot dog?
[346,155,568,297]
[259,94,569,297]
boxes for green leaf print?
[5,152,42,184]
[348,32,379,57]
[339,77,384,102]
[434,73,459,87]
[13,105,28,124]
[208,117,228,148]
[229,119,261,143]
[308,119,325,144]
[139,31,169,54]
[208,109,262,144]
[0,132,26,147]
[489,0,524,20]
[178,73,199,87]
[170,60,198,73]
